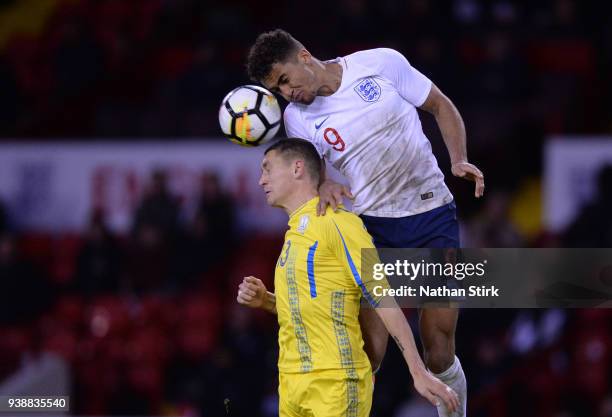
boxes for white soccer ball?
[219,85,281,147]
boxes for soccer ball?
[219,85,281,146]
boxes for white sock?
[433,355,467,417]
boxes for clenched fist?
[236,276,267,308]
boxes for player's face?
[262,51,318,105]
[259,150,294,207]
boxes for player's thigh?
[418,306,459,346]
[279,373,313,417]
[279,396,304,417]
[309,369,373,417]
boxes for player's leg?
[419,307,467,417]
[418,202,466,416]
[419,307,457,373]
[278,396,304,417]
[309,368,373,417]
[358,306,388,373]
[279,372,312,417]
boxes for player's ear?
[293,160,305,178]
[297,48,312,65]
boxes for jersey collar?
[288,197,319,220]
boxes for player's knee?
[424,345,454,374]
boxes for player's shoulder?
[284,101,309,118]
[344,47,405,66]
[283,103,302,132]
[283,102,308,131]
[283,102,299,119]
[318,206,364,233]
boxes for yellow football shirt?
[274,197,382,374]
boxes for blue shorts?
[360,202,460,249]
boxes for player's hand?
[317,180,354,215]
[413,370,460,413]
[236,276,267,308]
[452,161,485,198]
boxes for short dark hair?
[247,29,303,82]
[265,139,322,185]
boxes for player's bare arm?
[374,306,459,413]
[236,276,277,314]
[317,162,354,216]
[420,83,485,198]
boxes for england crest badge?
[354,77,381,102]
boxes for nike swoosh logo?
[314,116,330,130]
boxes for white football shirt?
[284,48,453,217]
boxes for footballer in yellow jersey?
[237,139,459,417]
[276,197,378,374]
[276,197,376,416]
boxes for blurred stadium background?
[0,0,611,416]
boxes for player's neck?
[283,188,318,216]
[316,61,343,96]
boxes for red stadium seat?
[527,40,596,77]
[0,326,32,379]
[51,234,83,284]
[52,295,84,328]
[86,296,131,338]
[16,233,54,272]
[175,293,222,360]
[125,327,170,365]
[42,327,77,362]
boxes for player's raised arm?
[419,84,485,198]
[236,276,277,314]
[374,48,484,198]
